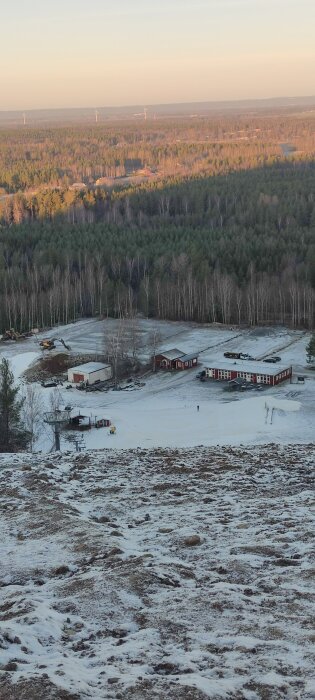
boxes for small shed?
[68,362,112,385]
[95,418,111,428]
[69,413,92,431]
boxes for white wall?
[68,366,112,384]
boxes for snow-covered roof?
[69,409,88,419]
[206,360,291,375]
[158,348,184,360]
[177,352,198,362]
[68,362,110,374]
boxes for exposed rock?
[53,566,70,576]
[183,535,201,547]
[107,547,123,557]
[4,661,18,671]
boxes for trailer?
[95,418,111,428]
[224,351,254,360]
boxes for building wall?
[155,355,180,369]
[273,367,292,385]
[175,357,198,370]
[155,355,172,369]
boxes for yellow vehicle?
[40,339,55,350]
[2,328,35,342]
[109,426,116,435]
[39,337,71,351]
[3,328,22,341]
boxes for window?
[206,368,216,377]
[261,375,270,384]
[218,370,231,379]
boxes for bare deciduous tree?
[104,320,126,388]
[22,384,43,452]
[148,325,162,372]
[124,316,141,360]
[49,387,63,412]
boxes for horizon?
[2,0,315,111]
[1,93,315,117]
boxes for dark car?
[263,356,281,363]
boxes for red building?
[204,360,292,386]
[155,349,198,370]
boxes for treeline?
[2,110,315,195]
[0,161,314,331]
[1,259,313,332]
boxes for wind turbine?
[95,109,99,124]
[22,112,26,126]
[133,107,148,120]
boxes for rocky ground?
[1,444,314,700]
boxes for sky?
[1,0,315,110]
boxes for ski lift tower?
[44,410,71,451]
[65,433,86,452]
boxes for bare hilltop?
[1,443,314,700]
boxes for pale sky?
[1,0,315,110]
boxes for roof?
[158,348,184,361]
[69,182,87,190]
[177,352,198,362]
[206,360,292,376]
[70,411,88,420]
[68,362,111,374]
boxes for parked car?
[224,351,241,359]
[41,380,58,388]
[196,370,205,379]
[263,356,281,363]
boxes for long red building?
[204,360,292,386]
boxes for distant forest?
[0,112,314,331]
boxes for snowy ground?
[1,321,314,699]
[0,443,314,700]
[0,319,314,452]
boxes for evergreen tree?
[0,358,30,452]
[306,334,315,363]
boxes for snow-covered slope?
[1,444,314,699]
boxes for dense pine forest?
[0,110,314,331]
